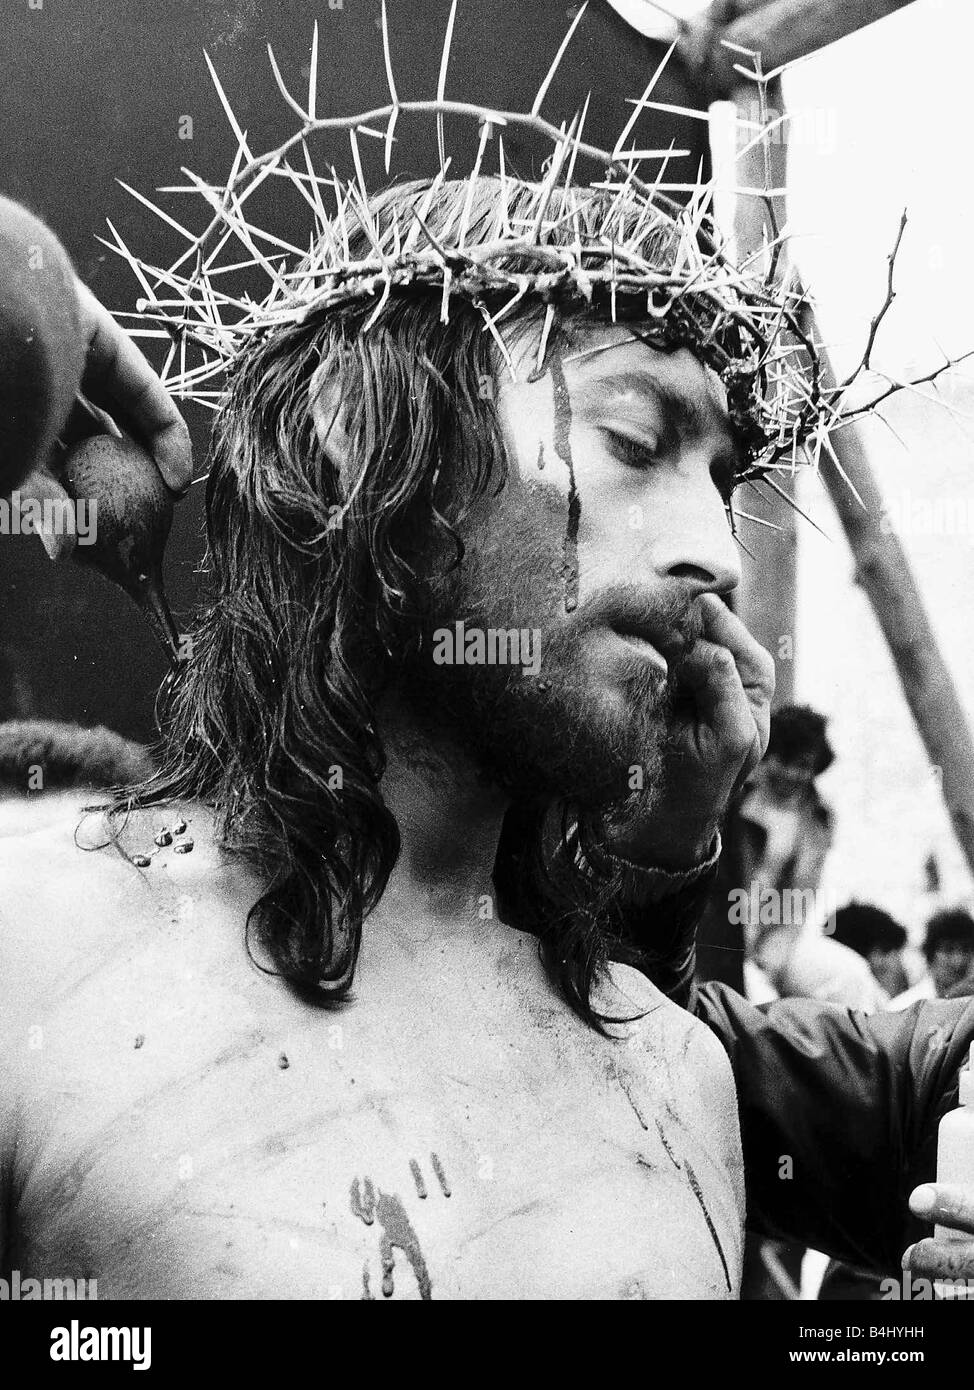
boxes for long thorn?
[436,0,459,174]
[531,2,588,117]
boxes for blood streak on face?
[548,350,581,614]
[399,320,742,812]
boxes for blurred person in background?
[891,908,974,1008]
[831,901,911,1001]
[697,704,836,996]
[740,704,836,906]
[720,705,882,1011]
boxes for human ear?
[309,362,353,477]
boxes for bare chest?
[11,936,744,1299]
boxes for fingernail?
[901,1243,915,1270]
[159,454,190,494]
[911,1185,936,1215]
[158,426,193,493]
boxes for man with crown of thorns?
[4,11,974,1302]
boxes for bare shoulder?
[600,960,742,1151]
[601,959,737,1073]
[0,798,244,1031]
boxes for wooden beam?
[709,0,916,94]
[800,308,974,879]
[701,2,974,880]
[730,77,797,707]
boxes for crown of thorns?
[105,1,969,525]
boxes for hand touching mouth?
[607,618,690,678]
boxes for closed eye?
[602,428,660,470]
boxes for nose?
[648,462,742,597]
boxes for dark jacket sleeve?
[693,981,974,1273]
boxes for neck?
[376,698,510,933]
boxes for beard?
[395,510,701,820]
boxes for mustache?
[573,584,705,670]
[435,578,707,686]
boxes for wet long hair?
[114,178,689,1027]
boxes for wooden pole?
[730,76,797,707]
[706,0,974,880]
[709,0,916,94]
[798,315,974,878]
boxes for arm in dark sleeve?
[693,981,974,1273]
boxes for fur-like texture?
[0,720,152,793]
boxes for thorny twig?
[107,6,974,499]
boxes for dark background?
[0,0,710,740]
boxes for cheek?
[570,444,661,574]
[501,419,662,597]
[495,458,569,550]
[455,476,566,621]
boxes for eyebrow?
[574,369,732,446]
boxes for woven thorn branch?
[102,0,974,527]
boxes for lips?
[608,619,688,673]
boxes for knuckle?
[724,721,754,760]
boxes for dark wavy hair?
[923,909,974,962]
[831,901,907,958]
[766,703,834,776]
[109,177,690,1027]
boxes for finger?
[698,594,776,700]
[902,1237,974,1280]
[75,281,193,493]
[17,466,77,560]
[678,637,756,760]
[698,595,774,756]
[910,1182,974,1235]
